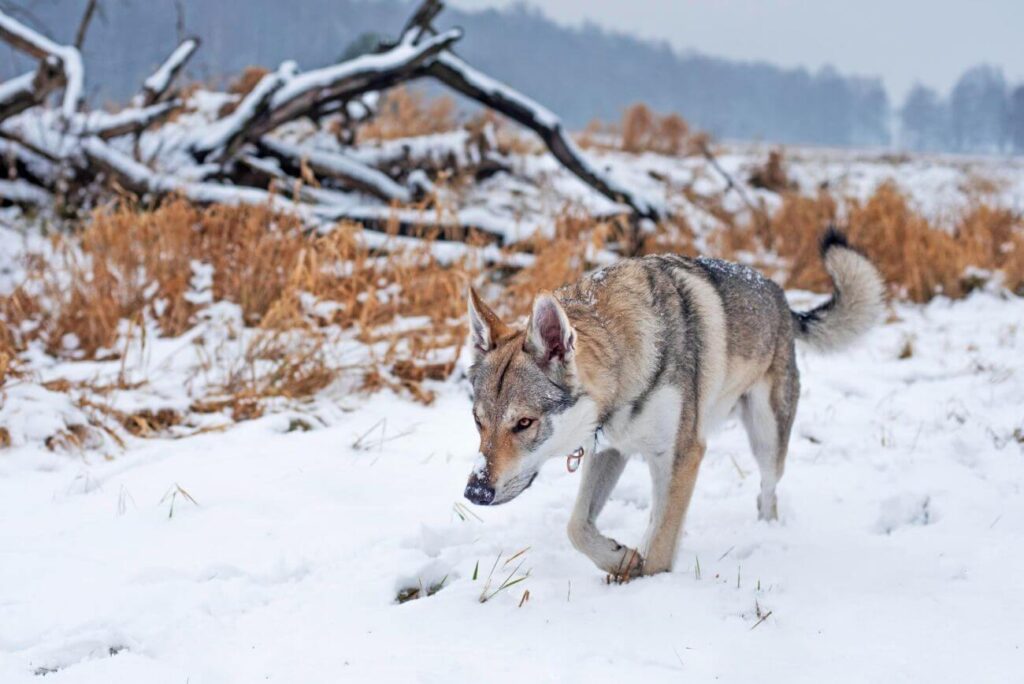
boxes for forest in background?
[0,0,1021,153]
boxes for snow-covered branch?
[260,28,462,136]
[422,52,663,222]
[140,37,201,106]
[257,136,412,203]
[191,61,298,162]
[0,56,63,122]
[0,9,84,118]
[77,100,182,139]
[0,0,665,259]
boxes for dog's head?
[463,288,598,506]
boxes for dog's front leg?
[641,438,705,574]
[567,448,640,575]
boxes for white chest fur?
[600,385,683,459]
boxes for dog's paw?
[604,547,644,584]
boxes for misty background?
[3,0,1023,154]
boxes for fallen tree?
[0,1,666,253]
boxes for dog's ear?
[525,293,575,367]
[468,287,510,360]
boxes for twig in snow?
[750,610,773,631]
[160,483,199,519]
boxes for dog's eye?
[513,417,535,432]
[473,415,483,430]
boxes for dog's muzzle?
[464,475,495,505]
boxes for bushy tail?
[792,228,885,353]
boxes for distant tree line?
[10,0,1023,153]
[901,65,1024,154]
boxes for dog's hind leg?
[568,448,637,574]
[740,353,799,521]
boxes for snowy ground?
[2,290,1023,682]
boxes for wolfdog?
[463,230,884,577]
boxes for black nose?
[464,479,495,505]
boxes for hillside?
[1,0,889,146]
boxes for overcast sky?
[450,0,1024,103]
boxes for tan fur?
[466,238,880,576]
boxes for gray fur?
[466,232,883,575]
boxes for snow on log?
[313,204,509,245]
[236,153,340,203]
[81,136,315,214]
[258,136,412,203]
[73,100,182,139]
[193,29,460,164]
[0,178,52,206]
[422,52,663,222]
[259,28,462,135]
[0,137,58,189]
[0,56,63,122]
[191,61,298,163]
[0,10,84,118]
[140,38,200,106]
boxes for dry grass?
[1,198,477,423]
[577,103,700,157]
[356,86,457,142]
[748,150,796,193]
[621,103,694,156]
[722,182,1024,301]
[3,120,1023,450]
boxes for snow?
[260,136,412,203]
[0,179,51,205]
[70,101,179,138]
[0,69,34,103]
[192,61,297,156]
[2,288,1023,681]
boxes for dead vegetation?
[748,149,796,193]
[1,198,478,437]
[3,169,1022,453]
[356,86,457,142]
[1,6,1022,452]
[720,182,1024,301]
[580,102,706,157]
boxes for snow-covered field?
[2,288,1023,682]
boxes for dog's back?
[465,231,884,575]
[555,253,793,439]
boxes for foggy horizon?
[451,0,1024,102]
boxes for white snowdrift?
[1,292,1022,682]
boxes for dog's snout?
[464,478,495,506]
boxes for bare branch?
[74,0,100,49]
[401,0,444,44]
[422,52,663,222]
[192,29,460,167]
